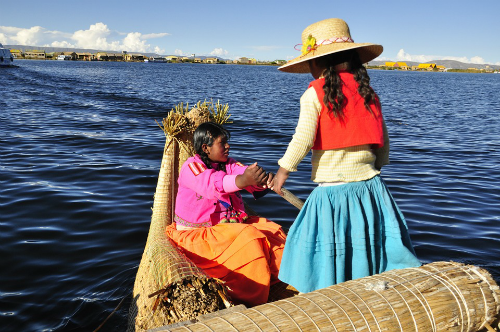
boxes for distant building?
[76,52,95,61]
[96,52,108,61]
[238,57,249,64]
[25,50,46,59]
[384,61,409,70]
[108,53,124,61]
[165,55,179,62]
[203,57,219,64]
[10,49,23,58]
[194,58,202,63]
[123,53,145,62]
[96,52,124,61]
[417,63,437,71]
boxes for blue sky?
[1,0,499,65]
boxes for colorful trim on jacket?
[174,214,212,228]
[188,161,207,176]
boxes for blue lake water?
[1,60,499,331]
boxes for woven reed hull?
[160,261,500,332]
[127,107,227,332]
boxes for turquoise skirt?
[278,175,421,293]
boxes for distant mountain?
[368,59,500,70]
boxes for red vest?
[310,73,384,150]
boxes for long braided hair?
[315,50,378,119]
[193,122,230,171]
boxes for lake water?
[1,60,499,331]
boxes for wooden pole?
[280,188,304,210]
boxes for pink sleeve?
[225,158,266,194]
[178,161,226,199]
[222,175,240,193]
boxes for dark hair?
[315,50,378,119]
[193,122,230,170]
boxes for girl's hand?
[265,172,275,190]
[236,162,267,188]
[272,167,290,196]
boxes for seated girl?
[165,122,286,306]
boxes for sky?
[1,0,499,65]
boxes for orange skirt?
[165,216,286,306]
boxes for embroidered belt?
[174,214,212,228]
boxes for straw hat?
[278,18,383,73]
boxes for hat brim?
[278,43,383,73]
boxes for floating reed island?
[127,101,500,332]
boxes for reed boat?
[127,101,500,332]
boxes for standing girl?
[166,122,286,306]
[273,18,420,293]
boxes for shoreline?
[10,58,500,73]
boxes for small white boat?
[0,43,14,67]
[57,54,71,61]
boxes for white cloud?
[0,26,21,36]
[122,32,150,52]
[396,48,487,64]
[0,33,8,44]
[13,26,45,45]
[142,33,170,39]
[0,23,168,53]
[72,23,120,50]
[0,26,74,46]
[154,46,165,55]
[396,49,434,62]
[174,49,184,56]
[469,56,485,64]
[210,48,228,57]
[50,40,76,48]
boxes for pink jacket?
[174,155,267,227]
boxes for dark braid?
[322,65,344,119]
[317,50,378,118]
[193,122,230,171]
[351,54,377,112]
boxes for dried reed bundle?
[127,101,236,331]
[162,261,500,332]
[202,99,232,125]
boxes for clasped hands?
[235,162,275,190]
[236,163,290,196]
